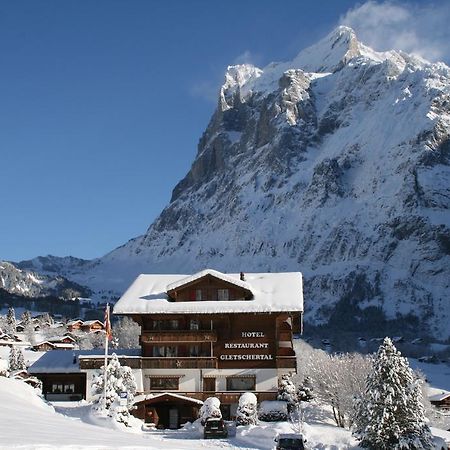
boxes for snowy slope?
[17,26,450,338]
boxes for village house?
[32,335,77,352]
[78,269,303,428]
[429,392,450,410]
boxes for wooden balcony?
[141,357,217,369]
[79,356,217,370]
[141,330,217,343]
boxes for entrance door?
[169,408,179,429]
[203,377,216,392]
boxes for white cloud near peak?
[339,1,450,63]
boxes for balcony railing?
[79,356,217,370]
[141,330,217,343]
[141,357,217,369]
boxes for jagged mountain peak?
[13,26,450,339]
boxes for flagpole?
[103,303,109,411]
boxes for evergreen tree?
[6,307,16,333]
[297,376,314,402]
[8,346,26,371]
[278,372,299,412]
[91,353,137,424]
[352,337,433,450]
[20,310,32,327]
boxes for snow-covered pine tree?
[352,337,433,450]
[6,307,16,333]
[20,310,31,327]
[278,372,299,412]
[297,376,314,402]
[91,353,137,419]
[8,346,26,371]
[236,392,258,425]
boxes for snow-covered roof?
[429,391,450,402]
[166,269,251,292]
[82,320,103,326]
[133,392,203,405]
[113,270,303,315]
[28,349,140,374]
[67,320,83,326]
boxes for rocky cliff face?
[16,27,450,338]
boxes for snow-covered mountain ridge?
[0,260,89,299]
[16,27,450,338]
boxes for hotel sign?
[220,331,273,361]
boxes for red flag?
[104,304,112,341]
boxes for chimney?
[240,272,245,281]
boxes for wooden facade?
[35,372,86,401]
[101,270,303,427]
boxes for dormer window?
[218,289,229,301]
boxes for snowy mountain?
[0,260,90,299]
[15,26,450,338]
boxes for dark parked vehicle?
[203,418,228,439]
[274,433,307,450]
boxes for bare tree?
[295,340,371,428]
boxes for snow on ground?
[410,359,450,395]
[0,376,359,450]
[0,345,45,368]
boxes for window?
[189,345,200,357]
[217,289,229,301]
[196,289,203,301]
[152,346,177,357]
[51,383,63,394]
[51,383,74,394]
[226,376,256,391]
[152,320,178,330]
[150,377,179,390]
[64,383,75,394]
[190,319,199,330]
[152,320,163,330]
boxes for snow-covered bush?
[91,353,137,422]
[258,400,288,422]
[352,337,433,450]
[236,392,258,426]
[199,396,221,425]
[8,346,26,371]
[278,372,299,411]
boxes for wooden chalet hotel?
[79,269,303,428]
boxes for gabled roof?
[166,269,251,292]
[133,392,204,406]
[113,270,303,315]
[67,320,83,326]
[81,320,103,326]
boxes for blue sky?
[1,0,449,261]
